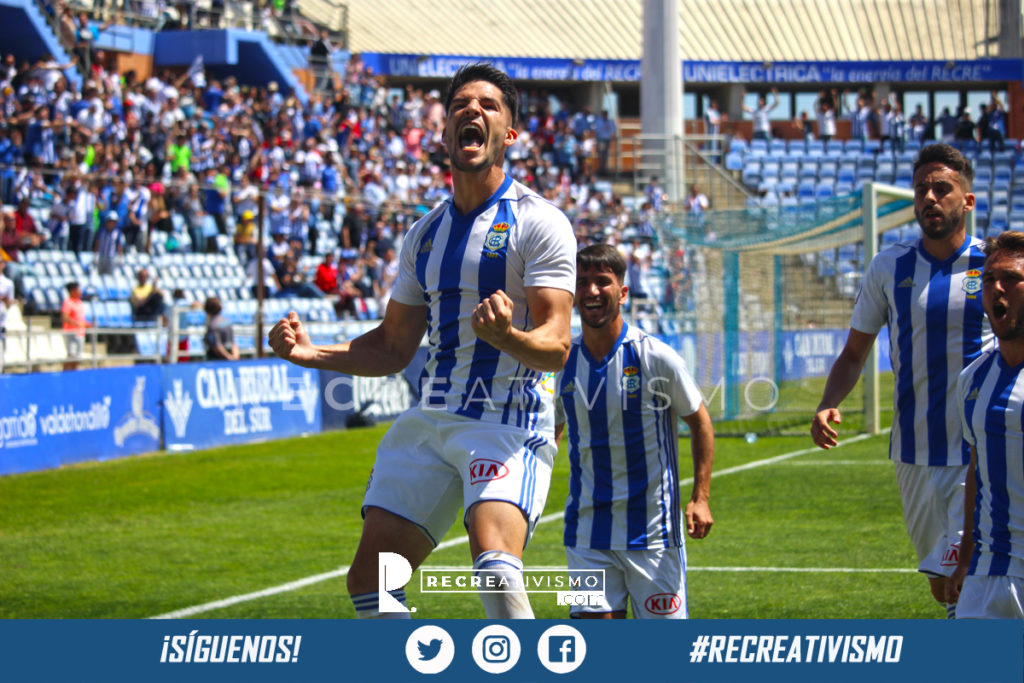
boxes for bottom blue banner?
[0,619,1019,683]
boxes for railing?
[618,132,754,211]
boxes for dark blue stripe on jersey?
[960,247,988,463]
[458,193,514,420]
[525,373,542,432]
[924,260,952,465]
[966,353,996,449]
[621,341,650,549]
[893,249,918,463]
[587,352,613,549]
[562,346,583,547]
[652,390,672,546]
[432,209,476,400]
[664,403,681,546]
[982,360,1015,575]
[415,212,446,405]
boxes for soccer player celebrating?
[269,63,576,619]
[811,143,992,617]
[948,230,1024,619]
[554,244,714,618]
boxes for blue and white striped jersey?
[389,175,576,436]
[555,323,704,550]
[851,236,992,466]
[959,348,1024,579]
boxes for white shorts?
[894,461,967,578]
[65,333,82,358]
[565,545,688,619]
[958,575,1024,619]
[363,407,555,547]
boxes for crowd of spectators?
[748,87,1012,153]
[0,39,675,322]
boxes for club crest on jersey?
[962,269,982,297]
[621,366,641,394]
[469,458,509,484]
[484,222,510,253]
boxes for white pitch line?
[149,430,888,619]
[786,459,891,466]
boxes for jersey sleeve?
[388,217,430,307]
[553,368,566,425]
[647,338,704,418]
[849,253,889,335]
[516,199,577,293]
[957,362,977,448]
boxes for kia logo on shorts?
[469,458,509,484]
[645,593,682,615]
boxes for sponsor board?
[0,366,162,475]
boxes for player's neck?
[451,167,506,215]
[1000,341,1024,368]
[920,226,966,262]
[583,317,624,362]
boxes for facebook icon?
[538,625,586,674]
[549,636,575,663]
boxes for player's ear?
[963,191,976,212]
[619,284,629,304]
[504,126,518,147]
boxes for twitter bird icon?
[406,626,455,674]
[417,639,442,661]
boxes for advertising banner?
[0,618,1018,683]
[364,53,1023,84]
[161,359,322,451]
[0,366,162,475]
[318,371,414,431]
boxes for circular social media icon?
[471,624,521,674]
[537,624,586,674]
[405,625,455,674]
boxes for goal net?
[653,183,921,436]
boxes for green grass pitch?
[0,414,941,620]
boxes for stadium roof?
[323,0,1009,63]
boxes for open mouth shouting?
[458,122,485,152]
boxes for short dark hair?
[577,243,626,282]
[204,296,222,316]
[444,62,518,128]
[65,280,79,293]
[912,143,974,190]
[982,230,1024,262]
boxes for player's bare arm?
[553,422,565,447]
[946,446,977,604]
[471,285,573,372]
[269,299,427,376]
[811,328,877,449]
[682,403,714,539]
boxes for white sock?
[473,550,534,619]
[351,590,412,619]
[945,602,956,619]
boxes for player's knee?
[929,576,947,603]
